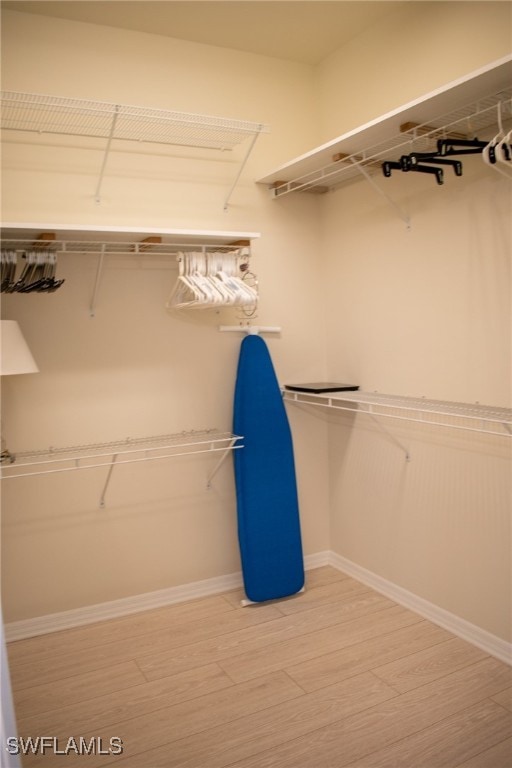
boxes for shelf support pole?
[99,453,119,508]
[349,158,411,229]
[95,105,120,203]
[89,244,106,318]
[367,413,411,461]
[206,437,240,488]
[223,130,262,212]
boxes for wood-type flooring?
[6,567,512,767]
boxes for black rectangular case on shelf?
[284,383,359,394]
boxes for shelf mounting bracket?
[89,244,106,317]
[349,157,411,229]
[368,413,411,461]
[99,453,119,508]
[95,104,120,203]
[206,436,240,488]
[224,130,262,212]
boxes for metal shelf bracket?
[95,105,120,204]
[368,413,411,461]
[206,435,241,488]
[89,244,106,318]
[349,157,411,229]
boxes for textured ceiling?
[1,1,407,64]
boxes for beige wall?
[321,161,511,641]
[0,9,329,620]
[313,1,511,642]
[1,4,511,645]
[316,1,512,140]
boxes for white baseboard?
[329,552,512,667]
[4,552,329,642]
[6,550,510,666]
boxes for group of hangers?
[166,250,258,311]
[1,250,65,293]
[382,102,512,185]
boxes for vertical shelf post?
[95,105,120,203]
[89,244,106,318]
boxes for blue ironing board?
[233,334,304,603]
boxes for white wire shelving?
[0,224,258,255]
[0,429,244,507]
[265,93,512,199]
[283,389,512,461]
[0,224,259,316]
[0,91,270,207]
[257,56,512,218]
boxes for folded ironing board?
[233,334,304,603]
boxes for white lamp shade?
[0,321,39,375]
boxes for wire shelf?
[1,429,244,480]
[1,91,269,207]
[0,238,250,257]
[0,225,257,315]
[267,90,512,197]
[283,389,512,438]
[0,91,269,151]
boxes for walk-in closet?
[1,2,511,766]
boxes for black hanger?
[437,138,488,157]
[408,152,463,176]
[0,252,17,293]
[8,251,65,293]
[383,157,444,185]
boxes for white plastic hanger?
[483,102,512,180]
[166,249,258,310]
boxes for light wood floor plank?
[13,661,145,718]
[15,662,234,738]
[224,658,512,768]
[6,567,511,768]
[136,590,393,681]
[7,594,234,667]
[372,637,489,693]
[9,603,282,691]
[285,620,452,692]
[492,687,512,712]
[455,736,512,767]
[218,604,423,683]
[22,671,303,767]
[100,671,396,768]
[277,577,373,615]
[345,699,512,768]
